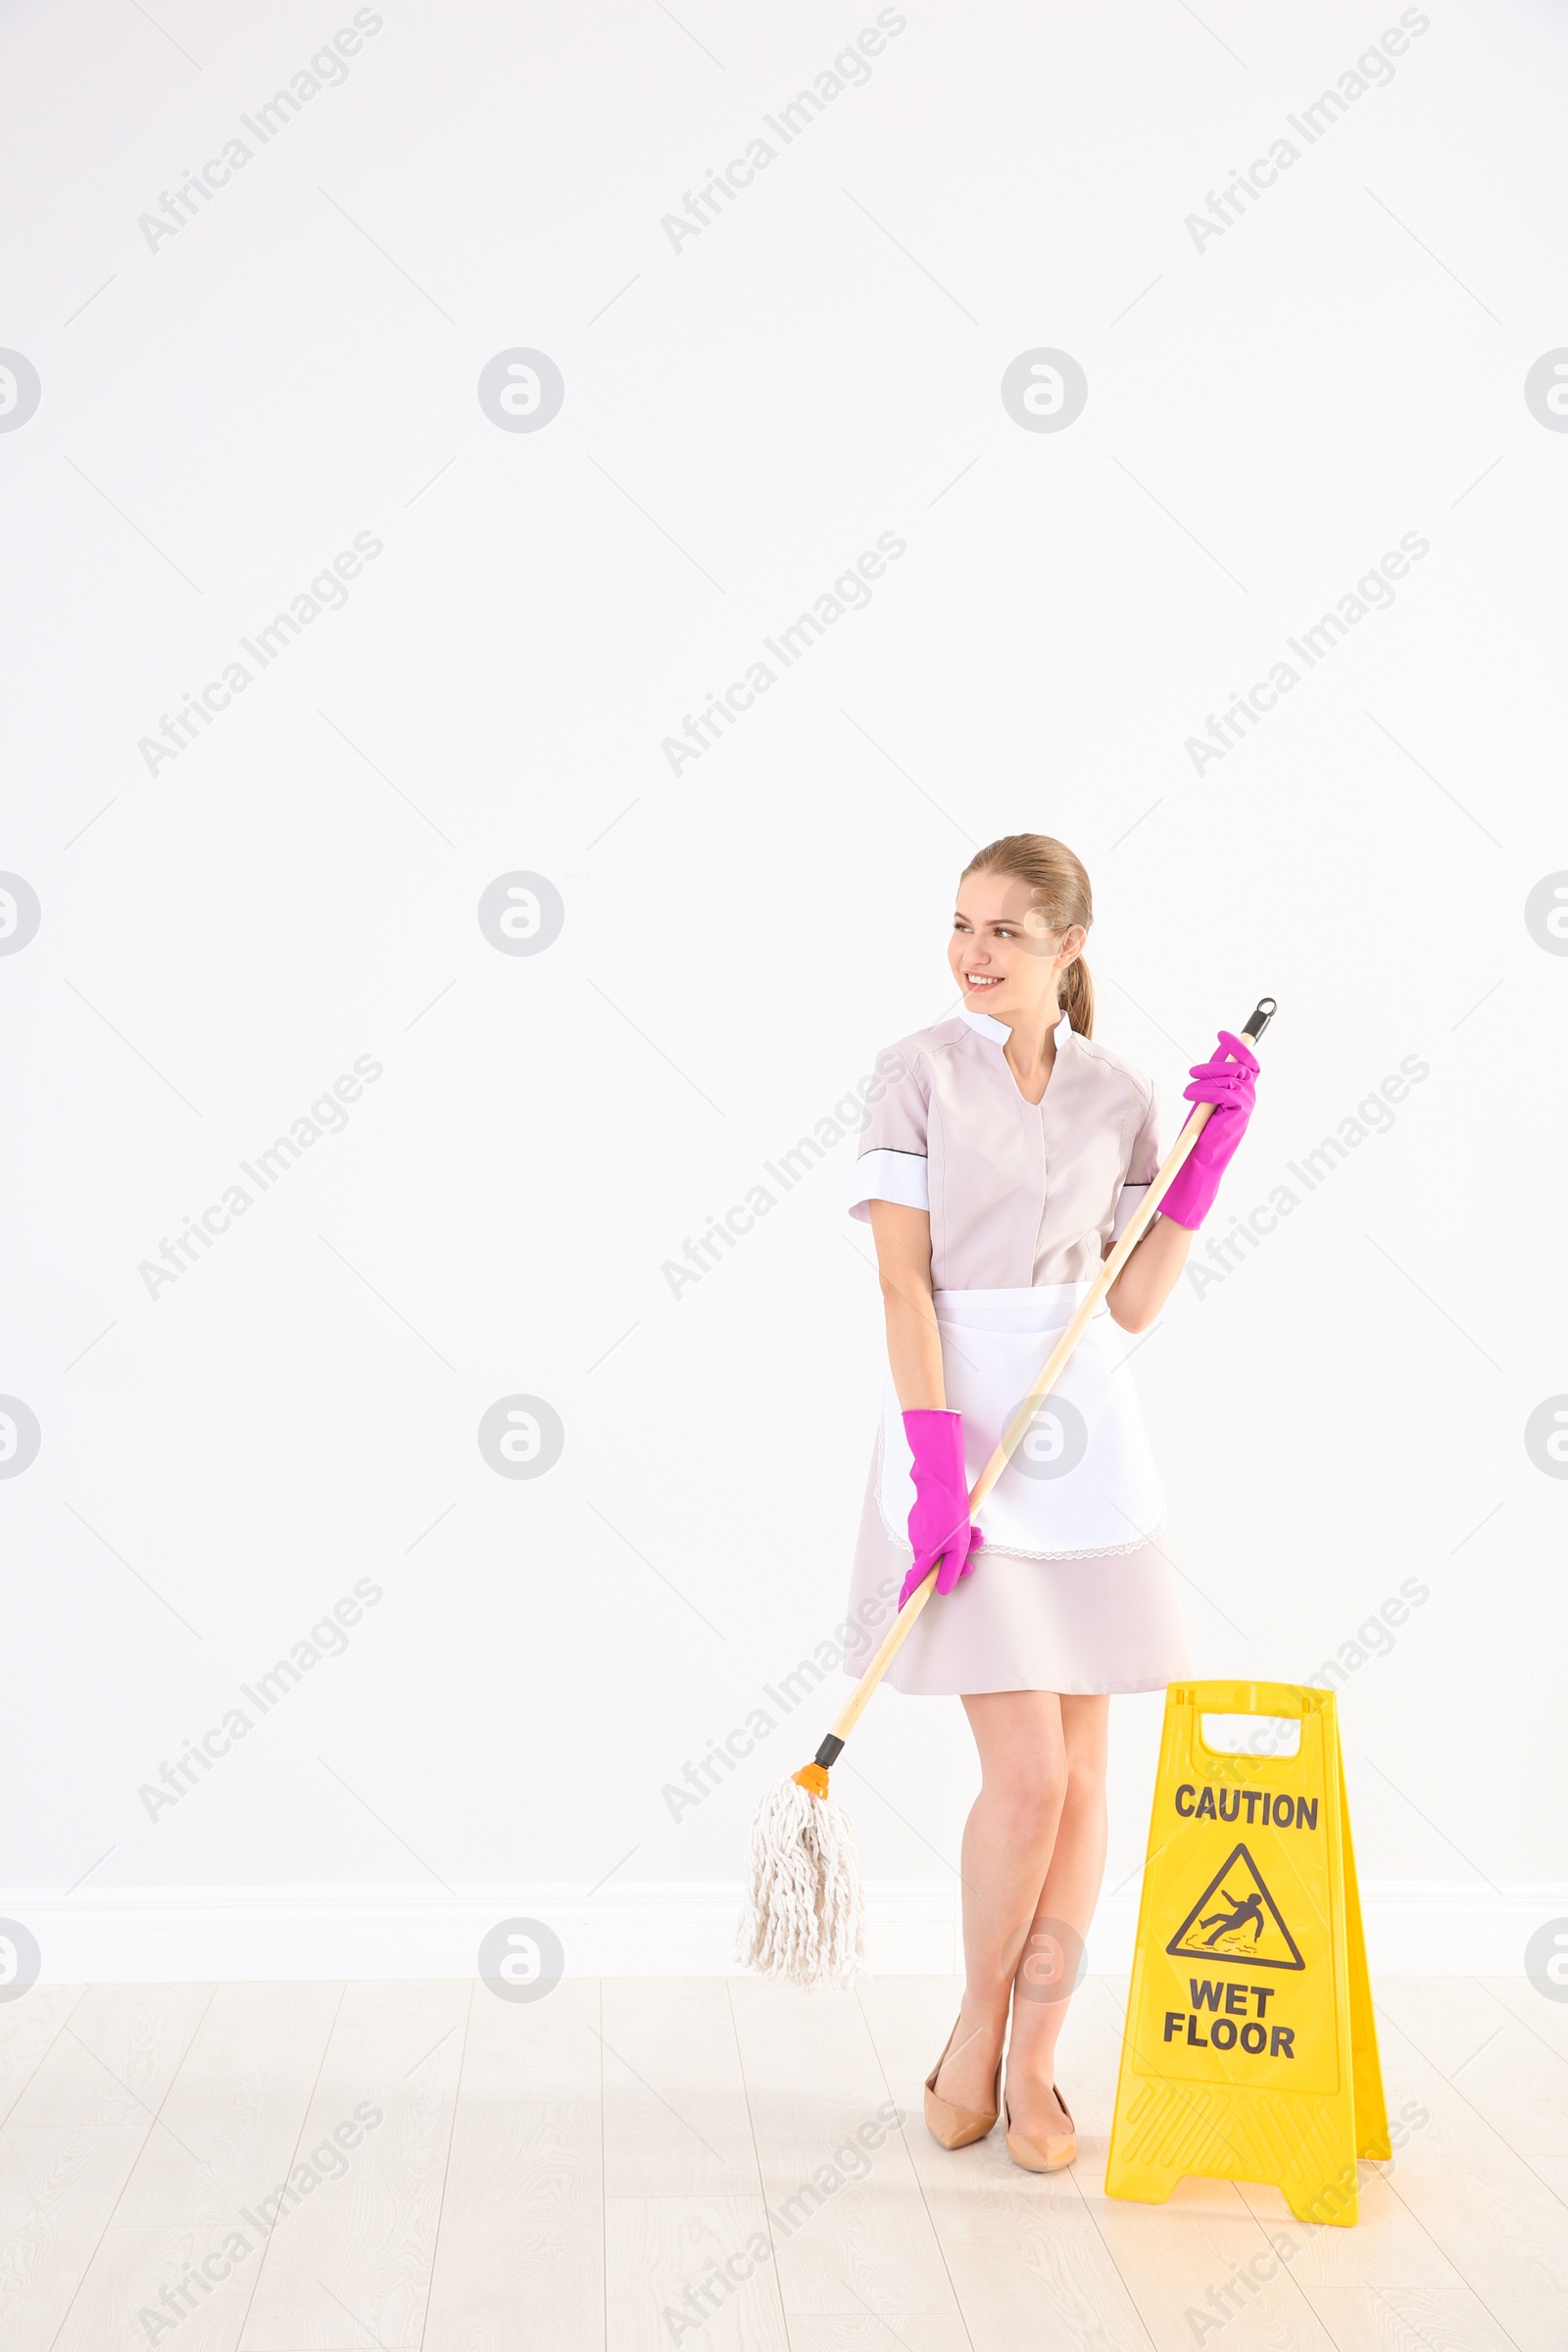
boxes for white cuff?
[849,1149,929,1222]
[1111,1182,1151,1241]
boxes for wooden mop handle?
[825,996,1276,1746]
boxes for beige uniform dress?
[841,1006,1194,1697]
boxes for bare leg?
[932,1691,1067,2113]
[1004,1692,1108,2136]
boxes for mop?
[737,999,1276,1988]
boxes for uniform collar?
[959,1006,1073,1048]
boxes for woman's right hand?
[899,1408,983,1608]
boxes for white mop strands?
[736,1775,867,1989]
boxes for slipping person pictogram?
[1200,1886,1264,1947]
[1165,1842,1305,1971]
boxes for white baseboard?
[2,1882,1560,1982]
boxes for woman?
[842,834,1258,2172]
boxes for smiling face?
[948,866,1087,1029]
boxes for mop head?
[736,1773,866,1988]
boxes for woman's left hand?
[1158,1031,1259,1231]
[898,1408,983,1609]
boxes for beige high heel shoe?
[1004,2083,1077,2172]
[923,2018,1003,2151]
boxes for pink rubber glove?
[898,1409,983,1609]
[1158,1030,1260,1231]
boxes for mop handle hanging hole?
[1242,997,1277,1043]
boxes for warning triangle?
[1165,1841,1304,1971]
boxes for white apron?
[876,1283,1164,1560]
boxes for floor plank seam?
[597,1978,608,2352]
[231,1978,348,2352]
[416,1976,473,2352]
[1061,2153,1161,2352]
[1377,2163,1533,2352]
[852,1978,980,2352]
[1375,1992,1565,2175]
[46,1982,220,2352]
[0,1984,87,2132]
[1474,1971,1568,2072]
[724,1976,792,2350]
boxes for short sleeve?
[1110,1079,1161,1240]
[848,1045,929,1222]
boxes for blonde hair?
[960,833,1095,1037]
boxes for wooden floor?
[3,1974,1566,2350]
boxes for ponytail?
[1057,953,1094,1038]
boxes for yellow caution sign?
[1105,1680,1388,2227]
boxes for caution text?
[1174,1784,1318,1829]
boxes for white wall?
[2,0,1565,1979]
